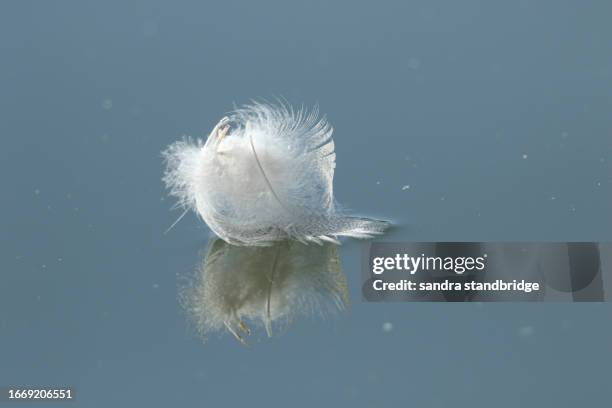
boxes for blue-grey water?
[1,1,611,406]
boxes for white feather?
[163,101,389,245]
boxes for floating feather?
[163,101,389,245]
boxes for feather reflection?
[183,239,348,345]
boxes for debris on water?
[407,57,421,70]
[101,99,113,110]
[518,325,534,338]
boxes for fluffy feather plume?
[163,101,389,245]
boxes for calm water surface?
[1,1,611,406]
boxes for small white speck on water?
[570,205,576,212]
[518,325,535,338]
[101,99,113,110]
[41,264,47,269]
[34,189,40,195]
[407,57,421,70]
[522,154,528,160]
[152,283,160,289]
[366,372,380,384]
[596,181,601,187]
[57,257,63,262]
[376,181,381,185]
[141,20,159,37]
[401,185,410,190]
[130,105,143,116]
[382,322,393,333]
[550,196,557,200]
[440,196,446,201]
